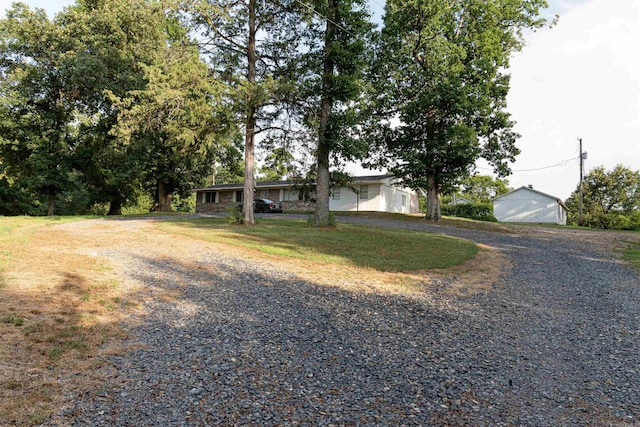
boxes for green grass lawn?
[160,217,479,272]
[623,240,640,268]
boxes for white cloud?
[504,0,640,200]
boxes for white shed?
[492,186,567,225]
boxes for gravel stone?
[47,215,639,426]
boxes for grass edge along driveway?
[159,217,479,272]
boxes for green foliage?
[624,240,640,268]
[109,38,234,210]
[257,147,297,182]
[366,0,550,220]
[225,206,245,225]
[289,0,374,226]
[181,0,306,224]
[566,164,640,230]
[121,192,154,215]
[0,4,77,215]
[0,1,239,216]
[441,203,498,222]
[172,194,196,213]
[0,176,39,216]
[579,213,639,231]
[456,175,511,203]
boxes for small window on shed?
[360,185,369,200]
[332,188,341,200]
[402,195,407,206]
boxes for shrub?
[173,194,196,213]
[225,205,244,225]
[587,212,639,230]
[441,203,498,222]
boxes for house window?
[332,188,341,200]
[260,190,269,198]
[402,195,407,206]
[360,185,369,200]
[235,190,243,202]
[205,192,217,203]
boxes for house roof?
[493,186,568,210]
[193,174,396,192]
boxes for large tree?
[0,4,76,215]
[287,0,373,226]
[183,0,302,224]
[565,164,640,229]
[109,39,238,212]
[60,0,170,215]
[367,0,549,220]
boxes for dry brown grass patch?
[428,244,508,296]
[0,223,138,426]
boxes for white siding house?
[329,175,418,214]
[493,186,567,225]
[195,174,421,214]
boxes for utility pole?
[578,138,587,226]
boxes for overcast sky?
[2,0,638,200]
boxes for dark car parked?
[237,198,283,213]
[253,198,283,213]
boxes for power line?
[477,156,578,173]
[293,0,357,36]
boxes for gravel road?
[51,216,639,426]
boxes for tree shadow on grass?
[0,268,133,426]
[154,216,479,272]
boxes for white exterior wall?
[329,185,381,212]
[380,184,413,214]
[494,188,566,224]
[328,181,414,213]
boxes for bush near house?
[441,203,497,222]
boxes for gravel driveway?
[53,216,639,426]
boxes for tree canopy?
[565,164,640,230]
[0,4,76,215]
[365,0,550,220]
[0,0,553,221]
[0,0,239,215]
[456,174,511,204]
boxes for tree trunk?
[314,0,336,227]
[243,0,257,225]
[47,191,55,216]
[107,198,123,216]
[425,173,441,221]
[157,180,172,212]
